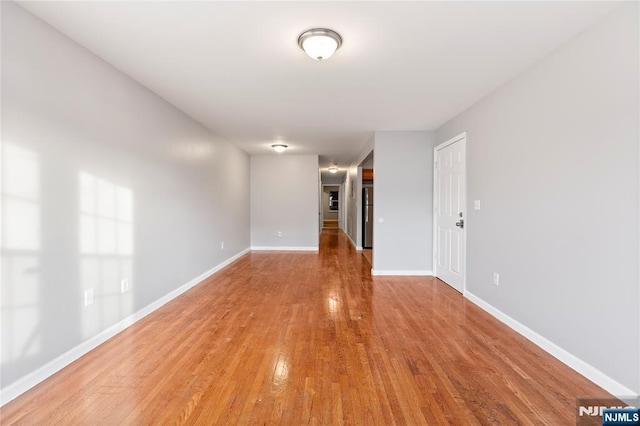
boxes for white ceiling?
[18,1,618,175]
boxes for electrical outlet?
[221,241,224,250]
[121,278,129,294]
[493,272,500,286]
[277,231,283,238]
[84,288,94,306]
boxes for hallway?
[3,230,609,424]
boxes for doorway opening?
[321,185,340,229]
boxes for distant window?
[329,191,339,211]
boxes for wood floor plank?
[1,229,614,424]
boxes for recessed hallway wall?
[250,155,319,250]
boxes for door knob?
[455,219,464,229]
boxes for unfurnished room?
[1,1,639,424]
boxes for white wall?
[362,157,374,169]
[344,136,374,247]
[321,175,343,186]
[1,1,250,397]
[345,166,358,244]
[250,155,319,249]
[436,3,639,395]
[372,131,435,274]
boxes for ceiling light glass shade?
[272,144,288,153]
[328,166,338,173]
[298,29,342,61]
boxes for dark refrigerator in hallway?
[362,187,373,249]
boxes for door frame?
[339,183,345,230]
[321,184,341,229]
[432,131,467,294]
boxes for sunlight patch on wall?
[78,172,134,339]
[1,144,42,364]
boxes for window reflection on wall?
[79,172,134,339]
[1,144,42,364]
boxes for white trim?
[250,246,318,251]
[356,165,363,249]
[371,270,433,276]
[434,131,466,151]
[433,132,467,293]
[339,182,345,231]
[432,145,438,280]
[464,291,639,399]
[344,231,362,250]
[0,247,251,406]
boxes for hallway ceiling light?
[298,28,342,61]
[271,144,288,153]
[328,165,339,173]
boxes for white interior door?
[433,133,466,292]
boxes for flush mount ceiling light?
[328,165,339,173]
[298,28,342,61]
[271,144,288,153]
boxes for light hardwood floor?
[2,229,610,424]
[323,220,339,229]
[362,249,372,267]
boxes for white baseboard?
[250,246,318,251]
[344,232,362,250]
[371,270,433,276]
[464,291,639,399]
[0,247,251,407]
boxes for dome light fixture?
[272,144,288,153]
[298,28,342,61]
[328,165,339,174]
